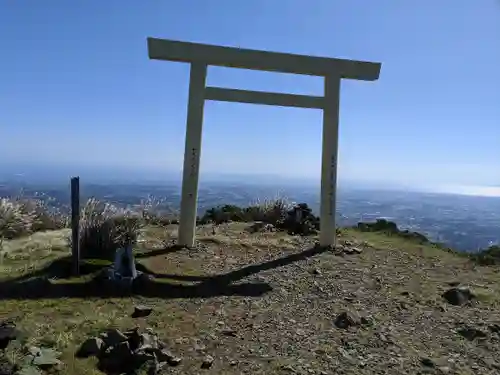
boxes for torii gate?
[147,37,381,248]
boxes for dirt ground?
[1,222,500,375]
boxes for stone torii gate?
[147,37,381,248]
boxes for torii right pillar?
[320,73,342,247]
[319,69,382,247]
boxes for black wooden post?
[71,176,80,276]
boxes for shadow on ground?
[0,245,329,301]
[134,243,187,259]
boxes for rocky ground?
[1,222,500,374]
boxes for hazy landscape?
[1,171,499,253]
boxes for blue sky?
[1,0,499,191]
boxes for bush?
[77,198,142,261]
[357,219,399,233]
[0,198,36,239]
[139,195,179,226]
[24,198,68,232]
[0,197,68,239]
[199,204,249,224]
[199,197,292,226]
[470,245,500,265]
[250,197,292,224]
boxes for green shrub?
[470,245,500,265]
[357,219,429,243]
[199,197,292,226]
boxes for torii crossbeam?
[147,37,381,248]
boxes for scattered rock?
[457,327,488,341]
[489,324,500,334]
[76,337,104,358]
[168,357,183,367]
[136,359,159,375]
[442,287,475,306]
[343,246,363,255]
[78,327,182,375]
[133,351,156,365]
[438,366,451,374]
[334,311,361,329]
[139,331,159,350]
[193,342,206,352]
[201,355,214,369]
[420,357,435,368]
[221,328,237,337]
[100,329,128,347]
[248,222,276,233]
[334,244,363,256]
[26,346,62,369]
[0,320,19,351]
[132,305,153,318]
[106,341,133,362]
[157,349,182,367]
[360,316,374,326]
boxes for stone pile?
[279,203,319,236]
[248,221,276,233]
[76,327,182,375]
[335,240,363,255]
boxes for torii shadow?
[0,244,329,301]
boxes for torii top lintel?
[147,37,381,81]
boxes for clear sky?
[1,0,499,190]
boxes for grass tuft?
[0,197,68,240]
[77,198,142,261]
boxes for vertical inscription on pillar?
[188,147,198,198]
[190,147,198,177]
[328,155,336,217]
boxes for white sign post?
[147,37,381,248]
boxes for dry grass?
[249,195,293,224]
[0,195,165,261]
[77,198,143,260]
[0,197,68,239]
[1,221,500,374]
